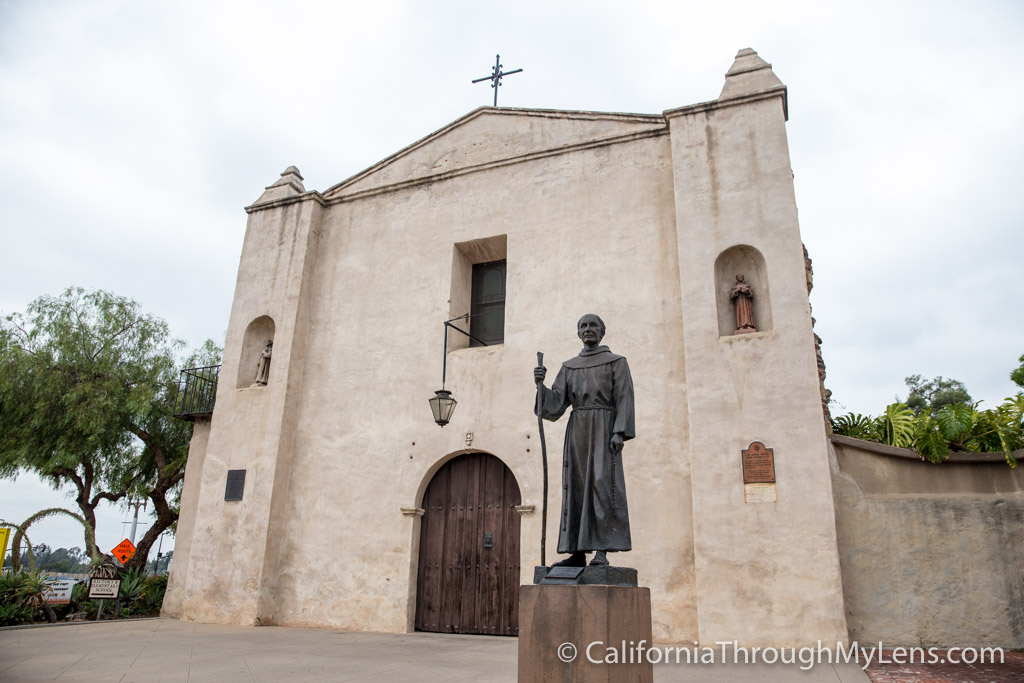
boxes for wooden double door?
[415,453,521,635]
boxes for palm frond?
[913,415,950,463]
[876,403,915,448]
[935,403,974,444]
[831,413,877,440]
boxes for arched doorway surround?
[414,452,521,635]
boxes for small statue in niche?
[255,340,273,385]
[730,274,756,334]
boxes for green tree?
[0,287,220,568]
[18,546,89,574]
[903,374,972,415]
[128,336,221,561]
[1011,353,1024,389]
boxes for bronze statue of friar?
[534,313,635,570]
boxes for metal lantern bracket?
[430,314,489,428]
[440,314,489,390]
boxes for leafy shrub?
[119,567,147,604]
[831,413,877,441]
[832,394,1023,466]
[69,581,87,611]
[82,599,100,618]
[0,571,26,605]
[0,603,31,626]
[140,574,167,615]
[17,570,57,623]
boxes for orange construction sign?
[111,538,136,565]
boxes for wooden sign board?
[741,441,776,484]
[111,538,136,565]
[88,578,121,600]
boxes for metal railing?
[172,364,220,420]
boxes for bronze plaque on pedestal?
[742,441,775,484]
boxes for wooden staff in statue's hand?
[534,352,549,567]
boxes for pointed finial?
[253,165,307,205]
[719,48,787,118]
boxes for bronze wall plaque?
[224,469,246,501]
[741,441,775,484]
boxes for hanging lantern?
[429,389,457,427]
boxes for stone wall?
[830,434,1024,647]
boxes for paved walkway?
[0,618,873,682]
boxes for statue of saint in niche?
[730,274,756,334]
[255,340,273,385]
[534,314,635,567]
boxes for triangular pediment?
[324,107,666,200]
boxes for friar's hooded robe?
[536,345,635,553]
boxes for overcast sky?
[1,0,1022,558]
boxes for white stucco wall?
[665,87,848,645]
[171,49,848,646]
[259,128,697,639]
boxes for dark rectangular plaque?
[225,469,246,501]
[546,566,585,579]
[535,565,586,585]
[741,441,775,484]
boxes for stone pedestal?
[533,565,638,587]
[518,584,653,683]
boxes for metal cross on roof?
[471,54,523,107]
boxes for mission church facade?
[162,49,852,645]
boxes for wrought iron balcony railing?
[173,364,220,420]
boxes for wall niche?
[714,245,772,337]
[236,315,276,388]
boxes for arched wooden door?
[415,453,521,635]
